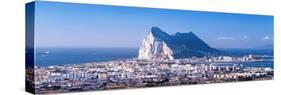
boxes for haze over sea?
[35,48,273,68]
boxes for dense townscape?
[28,55,273,94]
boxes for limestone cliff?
[138,27,220,60]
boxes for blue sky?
[34,1,273,49]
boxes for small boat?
[39,51,49,55]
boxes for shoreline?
[30,55,274,94]
[35,57,274,68]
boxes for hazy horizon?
[34,1,274,49]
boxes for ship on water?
[39,51,49,56]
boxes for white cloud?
[262,36,271,40]
[217,36,248,40]
[217,37,236,40]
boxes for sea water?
[35,48,273,68]
[35,48,138,66]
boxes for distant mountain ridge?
[138,27,220,60]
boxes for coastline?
[32,56,274,94]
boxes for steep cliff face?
[138,27,220,60]
[138,28,174,60]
